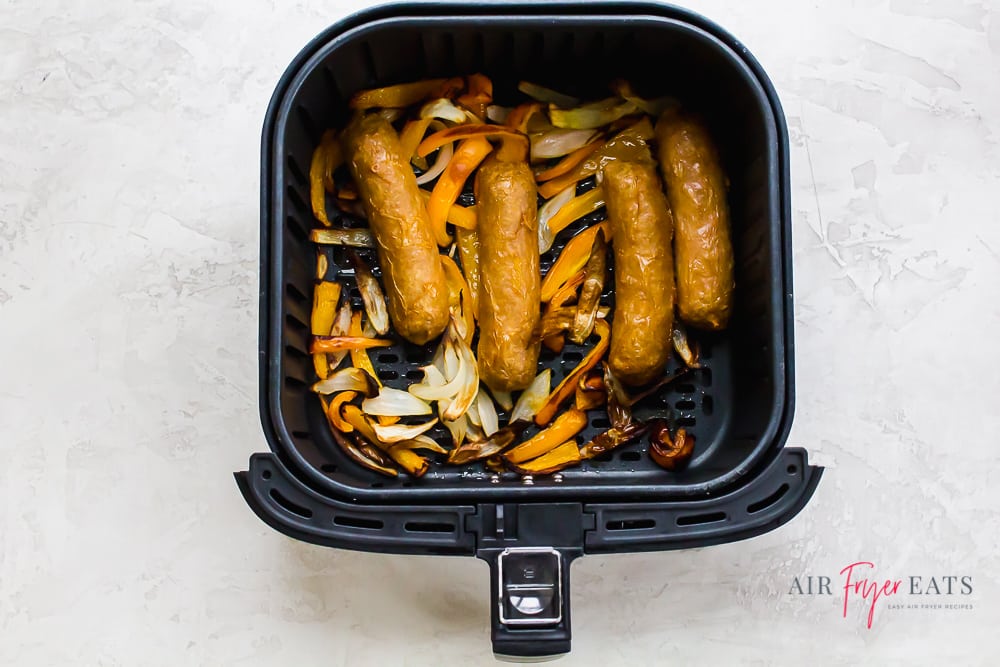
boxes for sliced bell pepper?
[439,254,476,344]
[537,117,654,199]
[535,319,611,426]
[508,440,582,475]
[347,310,398,425]
[542,270,584,352]
[455,228,480,320]
[426,136,493,246]
[309,336,393,353]
[545,186,605,237]
[398,117,433,163]
[328,391,359,433]
[540,222,610,302]
[457,73,493,119]
[311,281,342,380]
[418,190,477,230]
[504,408,588,464]
[416,124,526,158]
[350,77,463,110]
[535,139,603,182]
[309,129,342,225]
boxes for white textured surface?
[2,0,999,664]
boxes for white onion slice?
[490,389,513,411]
[373,418,439,444]
[518,81,580,108]
[419,97,469,124]
[311,367,378,396]
[510,369,552,423]
[415,140,453,186]
[361,387,432,416]
[486,105,511,123]
[538,184,576,253]
[476,388,499,437]
[530,128,598,160]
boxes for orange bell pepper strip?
[350,77,463,110]
[418,190,477,230]
[542,270,584,352]
[535,139,603,182]
[328,391,359,433]
[508,440,582,475]
[309,336,393,353]
[545,186,606,237]
[416,124,526,158]
[426,136,493,246]
[535,320,611,426]
[504,408,588,464]
[457,73,493,119]
[540,222,610,302]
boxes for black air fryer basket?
[236,1,822,658]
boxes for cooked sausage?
[341,113,449,344]
[655,113,734,330]
[604,159,675,386]
[474,155,541,392]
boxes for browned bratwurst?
[655,113,734,330]
[474,155,541,392]
[604,159,675,386]
[341,114,449,344]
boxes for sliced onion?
[327,301,353,370]
[415,140,453,186]
[312,367,379,396]
[518,81,580,108]
[610,79,680,117]
[310,228,375,247]
[530,129,599,160]
[350,252,389,335]
[362,387,432,416]
[465,392,482,427]
[391,434,448,454]
[538,184,576,253]
[441,402,469,448]
[373,418,439,444]
[548,99,637,130]
[420,97,470,124]
[490,389,513,411]
[510,369,552,423]
[486,105,511,123]
[476,388,499,437]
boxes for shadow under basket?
[237,1,822,659]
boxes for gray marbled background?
[2,0,998,664]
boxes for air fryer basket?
[238,2,821,659]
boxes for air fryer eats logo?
[789,562,974,628]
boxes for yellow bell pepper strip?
[537,117,654,199]
[418,190,477,230]
[508,440,582,475]
[457,73,493,119]
[347,309,398,426]
[540,222,610,302]
[398,117,434,163]
[311,281,342,379]
[455,228,480,320]
[544,186,605,237]
[349,77,463,110]
[439,255,476,344]
[535,139,603,182]
[309,130,342,225]
[504,408,588,465]
[426,136,493,246]
[535,319,610,426]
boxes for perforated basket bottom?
[282,181,733,492]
